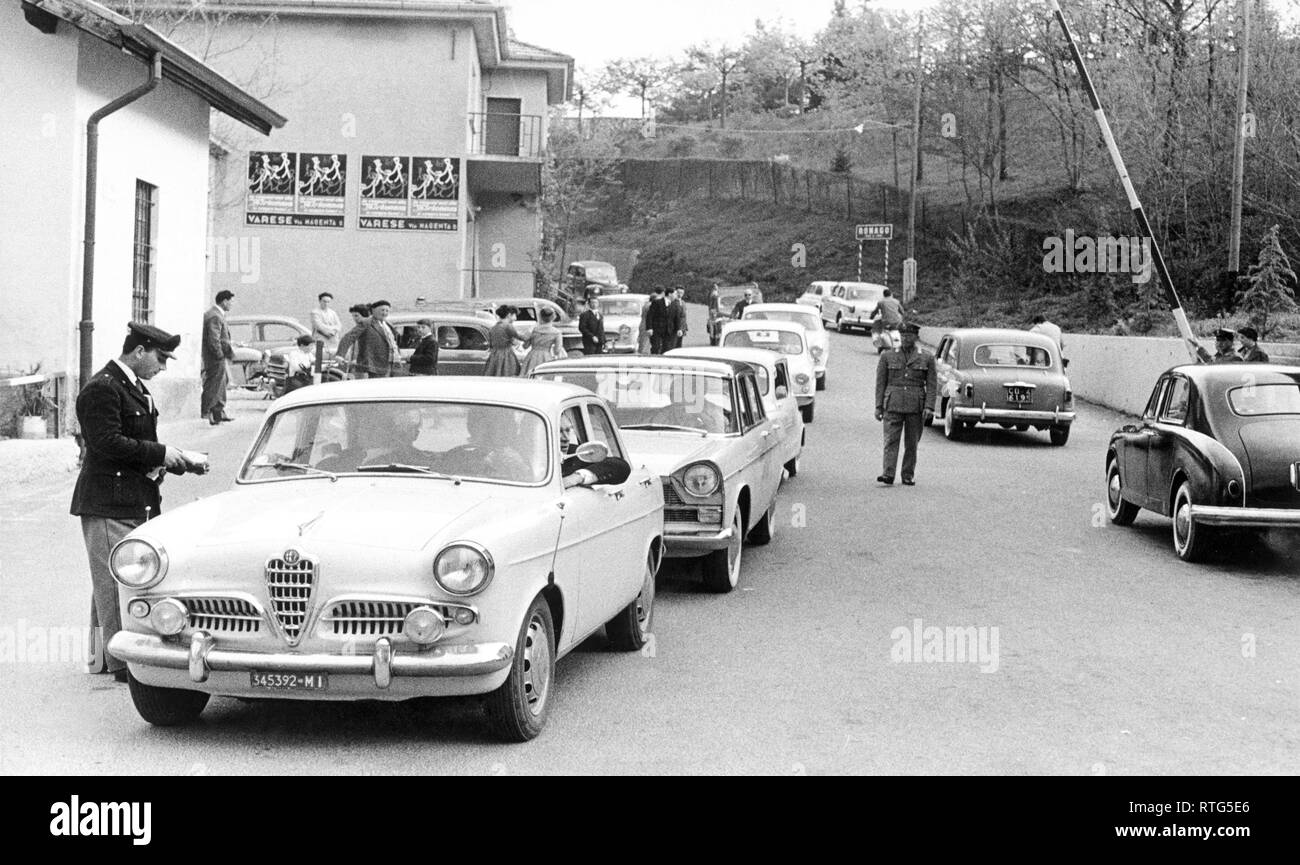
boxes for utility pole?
[905,14,924,303]
[1227,0,1252,273]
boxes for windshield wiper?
[622,423,711,435]
[357,463,462,482]
[272,461,338,482]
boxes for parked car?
[106,377,664,741]
[226,315,311,390]
[797,281,837,313]
[667,346,805,478]
[1105,363,1300,562]
[386,312,500,374]
[740,302,829,390]
[718,320,817,423]
[565,260,626,296]
[425,298,586,355]
[930,328,1075,445]
[708,283,763,345]
[531,355,787,593]
[593,293,648,353]
[818,282,887,334]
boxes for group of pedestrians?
[1190,326,1271,364]
[639,286,689,354]
[483,304,569,377]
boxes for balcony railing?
[468,112,543,159]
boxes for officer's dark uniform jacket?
[70,363,172,521]
[875,346,938,414]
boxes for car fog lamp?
[795,373,810,386]
[454,608,476,626]
[434,544,494,596]
[110,539,167,589]
[403,607,446,645]
[149,599,188,636]
[682,464,720,497]
[698,506,723,524]
[128,599,151,620]
[811,346,825,359]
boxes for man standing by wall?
[310,292,342,357]
[874,323,937,486]
[201,290,235,424]
[71,323,204,681]
[1237,327,1270,362]
[1190,328,1243,364]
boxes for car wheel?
[1049,425,1070,446]
[1106,457,1140,526]
[127,673,209,726]
[801,402,815,423]
[943,403,966,441]
[702,511,744,593]
[748,500,777,545]
[1172,481,1215,563]
[784,453,800,479]
[605,556,655,652]
[485,596,555,741]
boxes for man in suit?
[578,297,605,355]
[201,290,235,424]
[71,323,205,681]
[667,286,687,349]
[355,299,401,377]
[646,288,672,354]
[408,319,440,375]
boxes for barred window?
[131,180,157,324]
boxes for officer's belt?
[889,384,924,388]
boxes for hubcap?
[1108,468,1122,511]
[521,614,552,717]
[635,565,654,637]
[727,515,742,586]
[1174,494,1192,550]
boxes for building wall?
[205,17,481,318]
[0,7,212,420]
[474,191,541,298]
[479,66,551,152]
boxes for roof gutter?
[80,52,162,389]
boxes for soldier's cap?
[127,322,180,358]
[900,322,921,335]
[1214,328,1237,342]
[1238,326,1258,341]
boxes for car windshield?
[745,309,820,330]
[845,288,881,301]
[599,299,644,316]
[240,401,549,484]
[720,290,761,307]
[583,264,617,283]
[723,329,804,356]
[1227,383,1300,416]
[536,369,737,434]
[974,344,1052,367]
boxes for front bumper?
[1189,505,1300,528]
[796,394,814,407]
[662,524,736,556]
[951,405,1075,425]
[109,630,514,689]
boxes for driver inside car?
[318,406,430,472]
[559,418,632,489]
[438,406,532,480]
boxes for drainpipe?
[79,52,162,390]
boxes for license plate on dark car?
[1005,386,1033,403]
[249,672,328,691]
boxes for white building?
[0,0,285,418]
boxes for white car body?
[593,294,647,353]
[719,320,817,422]
[797,281,837,312]
[818,281,888,333]
[106,377,663,741]
[740,302,829,388]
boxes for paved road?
[2,318,1297,775]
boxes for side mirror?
[1062,358,1070,369]
[574,441,609,464]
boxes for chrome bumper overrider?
[663,524,736,554]
[108,631,514,688]
[1188,505,1300,528]
[952,405,1076,424]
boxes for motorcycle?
[870,316,900,354]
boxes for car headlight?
[110,539,167,589]
[433,543,494,596]
[620,325,632,337]
[681,463,720,497]
[810,346,825,360]
[795,373,810,385]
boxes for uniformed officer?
[874,322,937,486]
[1237,326,1270,363]
[1189,328,1243,364]
[70,323,206,681]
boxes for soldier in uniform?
[1237,326,1270,363]
[874,322,937,486]
[1189,328,1243,364]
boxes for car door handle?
[606,490,624,500]
[639,477,653,487]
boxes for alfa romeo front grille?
[186,597,262,634]
[266,556,316,644]
[322,600,472,637]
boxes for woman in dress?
[519,307,565,376]
[484,305,522,377]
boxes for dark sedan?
[1105,363,1300,562]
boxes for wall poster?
[245,151,346,228]
[359,155,459,231]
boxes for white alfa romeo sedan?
[107,377,664,742]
